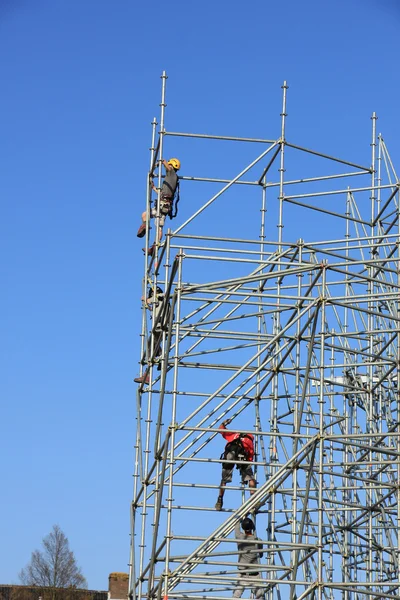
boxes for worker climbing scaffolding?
[215,419,257,511]
[134,285,171,387]
[233,518,265,599]
[137,157,181,256]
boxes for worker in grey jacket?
[233,518,264,599]
[137,158,180,256]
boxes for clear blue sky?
[1,0,399,591]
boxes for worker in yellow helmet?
[137,158,181,255]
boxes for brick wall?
[0,572,127,600]
[0,586,107,600]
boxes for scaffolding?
[129,72,400,600]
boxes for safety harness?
[221,434,253,470]
[153,177,180,220]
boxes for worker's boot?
[134,373,150,385]
[137,223,147,238]
[215,496,223,511]
[142,244,155,256]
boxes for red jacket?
[219,424,254,461]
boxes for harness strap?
[168,179,180,220]
[163,180,175,195]
[222,438,250,470]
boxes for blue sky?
[1,0,399,591]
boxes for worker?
[134,286,169,386]
[215,419,257,511]
[233,517,264,599]
[137,158,181,256]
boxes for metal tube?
[285,141,372,171]
[173,141,279,235]
[163,253,183,598]
[165,130,276,143]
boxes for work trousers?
[233,573,264,599]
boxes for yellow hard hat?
[168,158,180,171]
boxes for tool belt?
[221,439,248,469]
[158,193,172,215]
[238,567,259,576]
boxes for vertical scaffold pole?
[396,145,400,597]
[317,265,327,600]
[162,251,183,600]
[256,177,268,494]
[272,82,288,593]
[153,72,168,267]
[342,189,351,600]
[278,80,288,250]
[367,111,377,581]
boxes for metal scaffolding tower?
[130,72,400,600]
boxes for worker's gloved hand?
[222,418,232,427]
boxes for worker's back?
[234,523,262,570]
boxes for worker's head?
[168,158,180,171]
[148,286,164,299]
[241,517,255,533]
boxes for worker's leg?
[157,213,166,242]
[152,331,163,370]
[253,578,265,600]
[153,331,162,357]
[134,334,152,384]
[215,451,235,510]
[241,466,257,494]
[146,215,165,255]
[217,478,227,499]
[245,573,264,599]
[219,453,235,497]
[137,209,154,238]
[134,327,163,384]
[233,578,245,599]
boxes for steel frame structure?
[129,72,400,600]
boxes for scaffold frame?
[129,71,400,600]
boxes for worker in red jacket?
[215,419,257,511]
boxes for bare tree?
[19,525,87,589]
